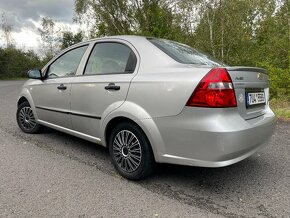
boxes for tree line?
[0,0,289,101]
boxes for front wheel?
[109,122,155,180]
[16,101,42,134]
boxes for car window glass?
[47,45,88,78]
[148,38,225,67]
[84,43,133,75]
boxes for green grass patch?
[273,108,290,119]
[270,98,290,120]
[0,77,27,80]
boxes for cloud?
[13,28,41,49]
[1,12,36,33]
[0,0,75,33]
[0,0,77,51]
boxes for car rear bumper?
[152,107,277,167]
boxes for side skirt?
[37,119,104,146]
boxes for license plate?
[246,92,266,106]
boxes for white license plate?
[247,92,266,106]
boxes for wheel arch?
[105,116,132,146]
[17,96,29,106]
[104,116,161,162]
[101,102,166,162]
[17,88,39,121]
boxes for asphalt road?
[0,80,289,218]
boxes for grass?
[274,109,290,119]
[270,98,290,120]
[0,77,27,80]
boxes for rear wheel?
[16,101,42,133]
[109,122,155,180]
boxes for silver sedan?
[17,36,276,180]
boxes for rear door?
[70,40,138,138]
[227,67,269,120]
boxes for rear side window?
[84,42,136,75]
[148,38,225,67]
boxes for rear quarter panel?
[126,66,211,118]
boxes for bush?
[0,47,44,79]
[257,62,290,102]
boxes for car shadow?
[23,126,282,217]
[139,155,278,197]
[40,126,277,196]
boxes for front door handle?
[57,84,67,90]
[105,83,120,91]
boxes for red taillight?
[186,68,237,108]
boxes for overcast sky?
[0,0,80,51]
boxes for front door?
[31,45,88,128]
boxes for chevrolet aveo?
[17,36,276,180]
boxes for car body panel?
[68,38,140,138]
[154,106,276,166]
[227,67,270,120]
[127,68,212,118]
[29,78,72,128]
[70,75,133,138]
[37,119,102,144]
[18,83,39,120]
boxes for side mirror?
[27,69,42,79]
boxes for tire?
[109,122,155,180]
[16,101,42,134]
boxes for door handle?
[57,84,67,90]
[105,83,120,91]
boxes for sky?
[0,0,82,52]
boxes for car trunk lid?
[226,67,269,120]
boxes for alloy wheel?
[18,106,37,131]
[112,130,142,173]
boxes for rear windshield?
[148,38,225,67]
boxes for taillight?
[186,68,237,108]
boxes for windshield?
[148,38,226,67]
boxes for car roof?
[83,35,150,46]
[69,35,149,50]
[89,35,148,41]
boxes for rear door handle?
[105,83,120,91]
[57,84,67,90]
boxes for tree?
[38,17,60,58]
[0,12,14,48]
[254,0,290,68]
[61,31,83,49]
[74,0,186,40]
[0,47,43,79]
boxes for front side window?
[84,42,136,75]
[47,45,88,78]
